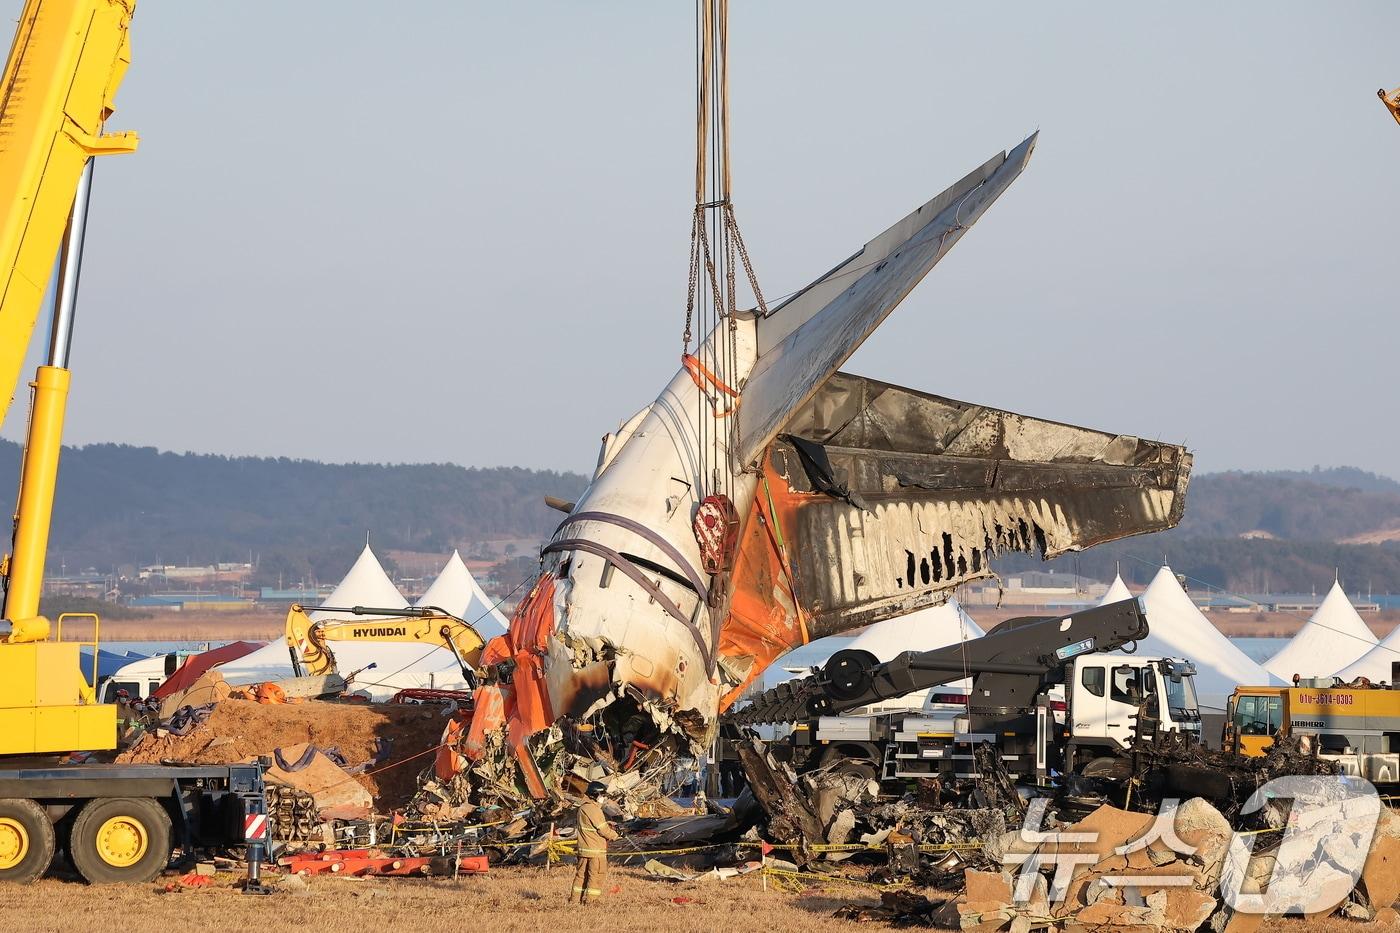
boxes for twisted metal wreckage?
[415,0,1190,829]
[423,129,1193,819]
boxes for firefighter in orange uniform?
[571,781,619,904]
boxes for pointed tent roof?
[1131,565,1279,711]
[212,543,472,700]
[1099,573,1134,606]
[310,543,408,622]
[848,598,985,661]
[1264,581,1377,681]
[1334,612,1400,683]
[414,550,508,638]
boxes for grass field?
[55,610,282,643]
[7,865,873,933]
[3,866,1382,933]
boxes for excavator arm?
[285,604,486,686]
[726,598,1150,725]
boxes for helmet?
[585,781,608,800]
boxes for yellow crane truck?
[1224,681,1400,786]
[0,0,266,886]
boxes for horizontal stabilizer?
[761,372,1190,639]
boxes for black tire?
[821,754,878,783]
[0,798,56,885]
[69,797,171,884]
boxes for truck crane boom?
[0,2,271,889]
[0,0,138,645]
[728,598,1151,725]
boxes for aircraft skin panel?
[735,133,1037,466]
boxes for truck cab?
[797,654,1201,788]
[96,650,188,703]
[1224,683,1400,786]
[1069,654,1202,750]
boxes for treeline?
[993,468,1400,593]
[991,536,1400,596]
[1176,469,1400,542]
[0,441,588,583]
[6,440,1400,594]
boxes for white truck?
[730,601,1202,790]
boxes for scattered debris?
[264,742,372,815]
[1130,732,1340,816]
[278,848,488,878]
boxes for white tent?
[1333,615,1400,683]
[848,598,985,659]
[844,599,985,711]
[1098,573,1134,606]
[414,549,508,638]
[310,543,409,622]
[1130,565,1279,712]
[1264,581,1377,681]
[216,544,472,701]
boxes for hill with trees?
[993,467,1400,593]
[0,441,587,585]
[3,441,1399,594]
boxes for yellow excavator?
[0,0,268,887]
[284,603,487,689]
[1382,85,1400,126]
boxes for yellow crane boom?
[0,0,138,758]
[0,0,137,425]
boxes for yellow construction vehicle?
[1381,86,1400,126]
[1224,682,1400,786]
[0,0,138,757]
[0,0,268,887]
[285,603,487,688]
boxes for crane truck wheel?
[818,748,879,782]
[0,798,56,884]
[68,797,171,884]
[827,759,878,782]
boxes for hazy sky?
[3,2,1396,476]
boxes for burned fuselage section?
[766,373,1190,636]
[456,132,1190,805]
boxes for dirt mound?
[116,699,445,810]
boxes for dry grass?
[7,865,1397,932]
[5,865,879,933]
[56,611,283,643]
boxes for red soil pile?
[116,699,445,810]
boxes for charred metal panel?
[771,373,1190,638]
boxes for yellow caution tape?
[395,832,984,862]
[760,867,909,891]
